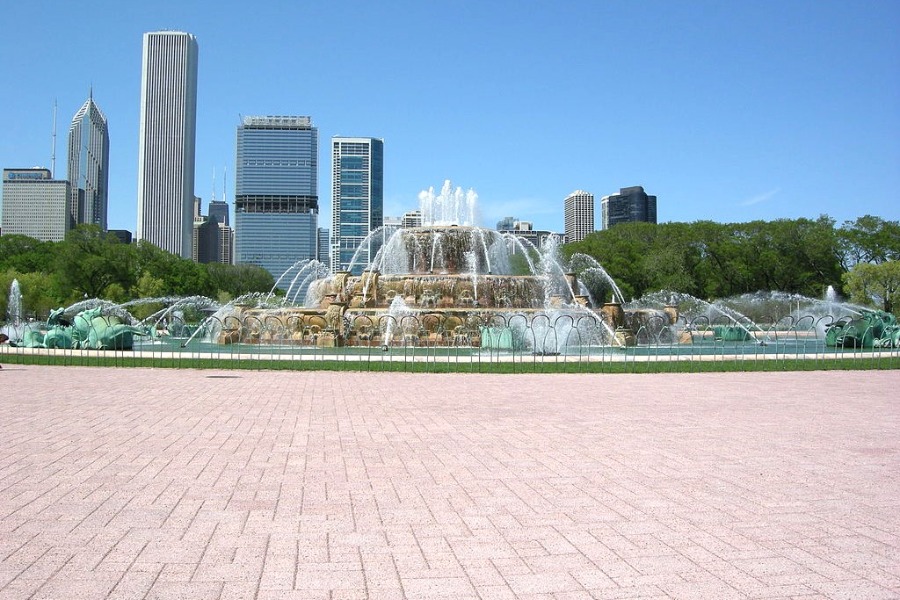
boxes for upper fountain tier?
[418,180,479,227]
[374,225,520,276]
[367,180,537,276]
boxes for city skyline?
[0,1,897,239]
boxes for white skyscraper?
[564,190,594,243]
[136,31,198,258]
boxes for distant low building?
[600,186,657,230]
[108,229,133,244]
[402,210,422,229]
[1,168,70,241]
[498,220,556,250]
[496,216,517,230]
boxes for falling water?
[568,254,625,304]
[465,251,479,305]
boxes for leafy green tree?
[842,260,900,314]
[130,240,214,297]
[2,270,65,320]
[565,217,844,300]
[134,271,166,299]
[0,235,56,274]
[838,215,900,268]
[205,262,276,298]
[55,225,134,301]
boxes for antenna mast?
[50,99,57,177]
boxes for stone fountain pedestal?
[602,301,636,347]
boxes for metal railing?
[1,312,898,372]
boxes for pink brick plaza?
[0,366,897,600]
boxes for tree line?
[563,215,899,314]
[2,216,898,322]
[1,225,275,320]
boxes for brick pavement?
[0,366,898,599]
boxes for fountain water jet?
[215,180,647,352]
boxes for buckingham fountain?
[2,181,898,355]
[208,181,650,352]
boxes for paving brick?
[0,366,897,599]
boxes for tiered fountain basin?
[212,224,656,349]
[215,277,630,349]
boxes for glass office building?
[67,93,109,230]
[600,186,658,230]
[234,116,318,290]
[331,137,383,274]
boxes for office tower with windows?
[331,137,383,274]
[208,200,233,264]
[136,30,198,258]
[67,92,109,230]
[564,190,594,243]
[1,168,70,241]
[208,200,229,226]
[600,186,657,230]
[317,227,330,270]
[402,210,422,229]
[234,116,318,289]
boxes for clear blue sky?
[1,0,898,234]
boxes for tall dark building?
[600,186,657,230]
[208,200,229,226]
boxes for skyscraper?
[331,137,384,274]
[136,30,198,258]
[600,186,657,230]
[67,92,109,230]
[1,168,70,241]
[564,190,594,243]
[234,116,318,289]
[317,227,330,270]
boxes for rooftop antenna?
[211,166,217,203]
[50,99,57,177]
[223,166,227,203]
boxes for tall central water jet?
[216,180,644,351]
[419,180,478,226]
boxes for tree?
[205,263,276,298]
[130,241,214,298]
[0,235,56,274]
[842,261,900,314]
[838,215,900,269]
[55,225,134,301]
